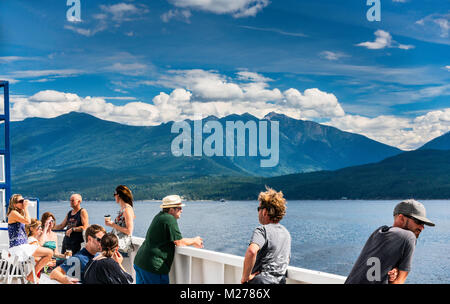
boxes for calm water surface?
[40,200,450,284]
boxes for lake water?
[39,200,450,284]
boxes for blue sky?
[0,0,449,149]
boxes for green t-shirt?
[134,211,183,274]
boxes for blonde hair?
[258,186,287,223]
[26,218,42,237]
[7,194,24,217]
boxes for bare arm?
[53,215,68,231]
[49,266,78,284]
[79,208,89,231]
[241,243,260,284]
[8,209,31,225]
[52,233,66,259]
[37,220,51,245]
[110,207,134,235]
[389,270,409,284]
[174,236,203,248]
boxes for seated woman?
[83,232,133,284]
[26,218,43,246]
[7,194,53,283]
[40,212,69,266]
[26,218,56,276]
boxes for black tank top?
[66,208,84,244]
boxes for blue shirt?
[60,248,96,283]
[8,222,28,248]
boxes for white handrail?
[0,230,347,284]
[131,236,346,284]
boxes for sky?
[0,0,449,150]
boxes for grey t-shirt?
[345,225,416,284]
[249,223,291,284]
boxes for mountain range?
[6,111,450,200]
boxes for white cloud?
[64,24,106,37]
[168,0,270,18]
[0,56,39,63]
[0,77,19,84]
[327,109,450,150]
[11,68,450,150]
[239,26,308,37]
[65,2,149,37]
[283,88,345,119]
[10,68,346,126]
[356,30,414,50]
[319,51,349,61]
[99,3,144,22]
[105,63,149,76]
[416,13,450,38]
[12,69,82,79]
[161,9,192,23]
[236,71,273,82]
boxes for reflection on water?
[40,200,450,284]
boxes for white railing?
[0,228,346,284]
[130,236,346,284]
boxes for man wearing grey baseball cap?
[345,199,435,284]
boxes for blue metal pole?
[1,81,11,212]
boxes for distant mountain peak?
[263,112,287,120]
[420,131,450,151]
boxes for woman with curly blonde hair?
[241,187,291,284]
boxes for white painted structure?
[1,224,346,284]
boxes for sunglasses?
[257,206,264,212]
[403,215,425,226]
[113,192,118,197]
[95,237,102,242]
[17,199,25,204]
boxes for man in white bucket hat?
[133,195,203,284]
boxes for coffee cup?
[104,214,111,222]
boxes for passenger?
[26,218,43,246]
[7,194,53,283]
[133,195,204,284]
[241,187,291,284]
[345,199,435,284]
[26,218,56,276]
[49,224,105,284]
[40,212,69,269]
[53,193,89,255]
[104,185,135,256]
[84,232,133,284]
